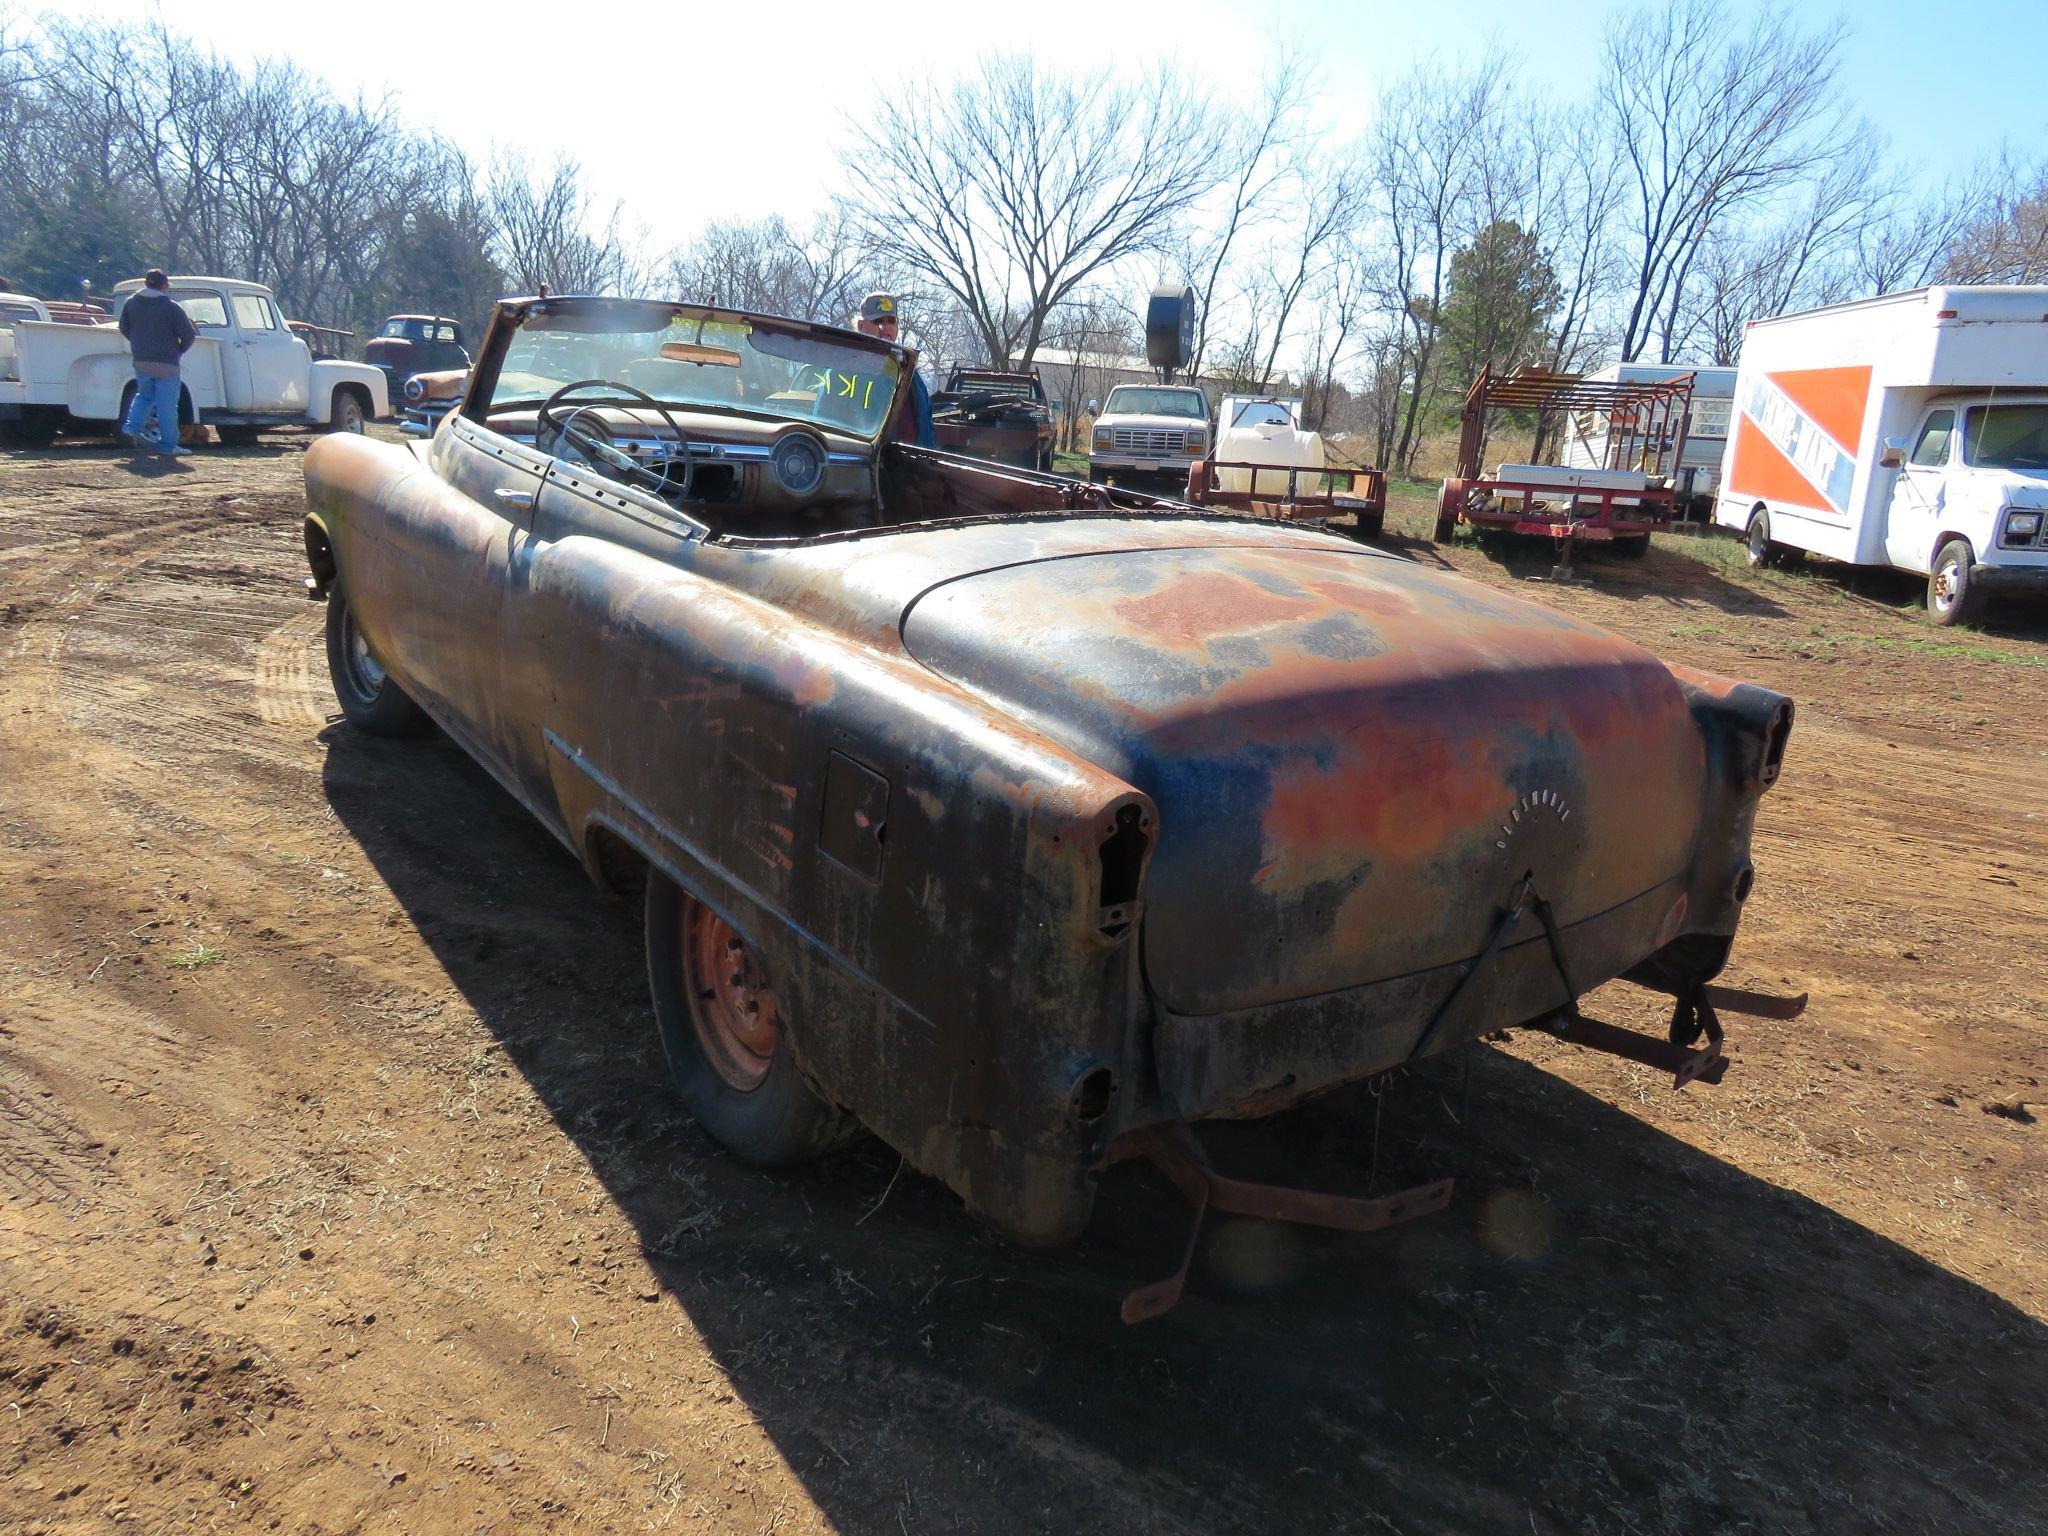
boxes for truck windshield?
[1106,387,1206,419]
[1963,404,2048,471]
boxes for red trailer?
[1183,458,1389,542]
[1435,366,1695,561]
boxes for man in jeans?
[118,269,197,456]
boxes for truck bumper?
[1973,563,2048,594]
[1090,455,1196,481]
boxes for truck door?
[1884,408,1955,574]
[228,293,308,413]
[170,289,242,408]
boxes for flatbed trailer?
[1184,458,1389,540]
[1436,367,1696,560]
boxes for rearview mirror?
[659,341,742,367]
[1087,397,1100,414]
[1878,437,1908,469]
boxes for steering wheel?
[537,379,695,502]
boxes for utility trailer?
[1183,454,1389,541]
[1436,366,1695,564]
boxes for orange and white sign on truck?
[1715,285,2048,625]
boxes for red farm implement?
[1184,458,1390,542]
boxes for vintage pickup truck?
[1,275,388,446]
[930,367,1055,470]
[302,295,1795,1305]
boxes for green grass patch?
[169,942,225,970]
[1858,635,2048,669]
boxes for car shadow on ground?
[320,729,2044,1536]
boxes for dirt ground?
[0,433,2042,1536]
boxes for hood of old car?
[899,544,1707,1015]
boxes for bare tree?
[1366,57,1505,473]
[841,53,1226,369]
[1600,0,1847,362]
[487,154,639,296]
[1940,155,2048,283]
[1181,51,1313,376]
[666,212,874,322]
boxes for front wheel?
[326,390,366,434]
[644,873,859,1166]
[1928,537,1988,627]
[324,581,430,735]
[1744,508,1797,568]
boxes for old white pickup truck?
[0,276,388,447]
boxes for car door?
[1884,407,1955,573]
[229,293,308,413]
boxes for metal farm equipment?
[1435,366,1696,570]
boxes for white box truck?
[1563,361,1736,517]
[1713,286,2048,624]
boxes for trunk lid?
[900,544,1705,1015]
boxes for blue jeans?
[121,372,182,451]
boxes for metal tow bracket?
[1113,1123,1453,1325]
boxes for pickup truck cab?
[931,368,1055,470]
[0,276,388,447]
[1089,383,1209,486]
[363,315,470,398]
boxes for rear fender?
[528,534,1155,1242]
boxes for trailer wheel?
[1351,510,1385,543]
[1928,538,1988,628]
[645,873,860,1166]
[1433,484,1461,544]
[1611,533,1650,558]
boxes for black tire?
[324,581,430,736]
[1351,511,1385,543]
[644,872,859,1166]
[1612,533,1651,558]
[216,425,263,447]
[1037,445,1054,473]
[2,413,56,448]
[1433,514,1458,543]
[1745,509,1783,568]
[1927,537,1988,628]
[327,389,367,434]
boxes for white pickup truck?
[0,276,388,447]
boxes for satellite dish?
[1145,284,1197,379]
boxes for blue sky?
[51,0,2048,251]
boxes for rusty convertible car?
[302,295,1797,1310]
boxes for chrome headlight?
[1093,427,1112,452]
[403,375,426,403]
[2001,508,2043,544]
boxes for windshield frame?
[1961,401,2048,472]
[462,295,909,444]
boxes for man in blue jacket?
[118,270,198,456]
[852,292,934,448]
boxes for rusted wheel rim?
[1932,560,1959,610]
[681,900,777,1092]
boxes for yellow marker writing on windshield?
[836,373,856,399]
